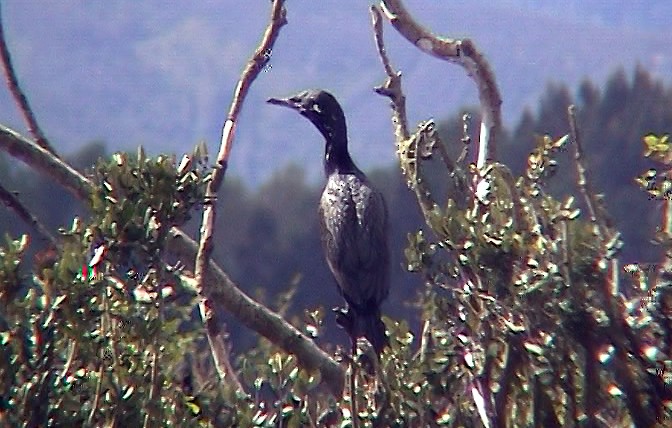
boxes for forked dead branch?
[378,0,502,169]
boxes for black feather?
[268,89,390,354]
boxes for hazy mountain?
[0,1,669,186]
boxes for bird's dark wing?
[319,173,389,309]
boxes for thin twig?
[54,339,78,410]
[0,124,345,395]
[416,319,430,365]
[0,182,57,246]
[349,357,359,428]
[213,0,287,188]
[371,5,432,221]
[193,0,287,394]
[560,220,572,289]
[567,105,606,235]
[379,0,502,168]
[142,348,159,428]
[457,113,471,164]
[58,340,78,383]
[370,5,410,143]
[0,5,56,155]
[568,106,658,424]
[433,129,458,174]
[88,286,110,426]
[198,301,246,393]
[143,289,163,428]
[408,122,445,226]
[87,363,103,425]
[372,4,470,223]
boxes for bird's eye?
[311,103,322,114]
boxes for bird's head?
[267,89,346,143]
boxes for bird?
[267,89,390,354]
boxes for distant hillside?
[0,1,669,186]
[510,0,672,30]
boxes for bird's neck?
[324,135,356,175]
[306,107,356,175]
[318,117,356,175]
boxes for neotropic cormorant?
[268,89,389,354]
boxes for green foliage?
[1,69,672,427]
[500,67,672,263]
[223,125,672,426]
[637,134,672,201]
[235,343,325,426]
[0,148,240,426]
[3,68,669,350]
[373,122,671,426]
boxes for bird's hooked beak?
[267,95,304,112]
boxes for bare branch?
[567,105,607,235]
[567,107,658,424]
[370,5,409,143]
[379,0,502,168]
[198,299,246,393]
[372,5,465,218]
[0,182,57,246]
[457,113,472,164]
[192,0,287,392]
[171,230,345,395]
[0,125,91,200]
[215,0,287,185]
[0,124,345,395]
[372,6,460,238]
[0,5,56,155]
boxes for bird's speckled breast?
[319,170,389,307]
[322,173,373,227]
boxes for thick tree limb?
[0,4,56,155]
[0,125,345,395]
[171,229,345,395]
[193,0,287,392]
[0,125,91,200]
[379,0,502,168]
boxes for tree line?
[1,67,670,350]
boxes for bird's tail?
[352,309,387,355]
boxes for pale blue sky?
[0,1,669,185]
